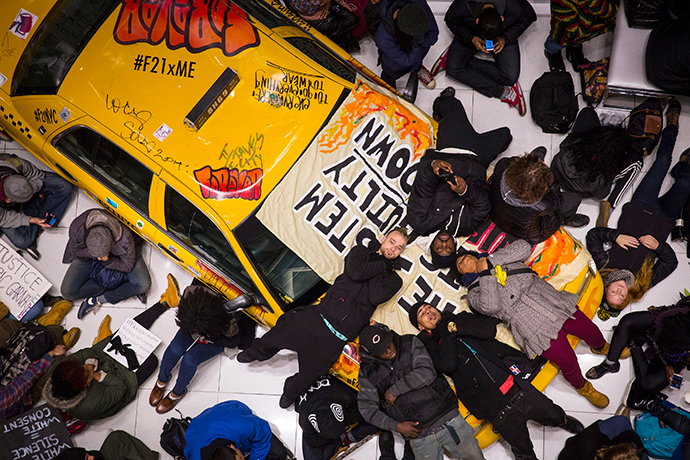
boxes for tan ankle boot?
[596,201,612,228]
[160,274,181,308]
[37,299,73,326]
[590,341,631,359]
[93,315,112,345]
[63,327,81,350]
[577,380,609,408]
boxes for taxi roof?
[2,0,351,230]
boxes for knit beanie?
[396,4,429,38]
[3,175,33,203]
[431,251,456,269]
[359,325,393,356]
[408,300,427,329]
[603,269,635,289]
[86,226,114,259]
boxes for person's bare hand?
[29,217,50,228]
[615,234,639,250]
[448,176,467,194]
[431,159,453,176]
[639,234,659,250]
[397,421,421,438]
[471,36,488,53]
[84,364,95,386]
[493,37,506,53]
[48,345,66,357]
[666,366,675,384]
[384,389,396,405]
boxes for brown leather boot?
[577,380,609,408]
[590,341,631,359]
[160,274,181,308]
[156,391,185,414]
[149,379,167,407]
[93,315,112,345]
[37,299,73,326]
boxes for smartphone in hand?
[45,214,58,227]
[671,373,683,390]
[485,39,494,52]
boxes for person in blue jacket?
[373,0,438,102]
[184,400,291,460]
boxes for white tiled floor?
[4,9,690,460]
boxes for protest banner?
[0,238,51,319]
[105,317,162,370]
[1,405,73,460]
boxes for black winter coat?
[408,149,490,237]
[418,312,536,420]
[487,157,564,244]
[586,202,678,287]
[646,16,690,97]
[317,242,402,341]
[445,0,536,47]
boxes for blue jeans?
[3,172,74,249]
[408,414,485,460]
[631,126,690,220]
[157,328,224,395]
[61,256,151,304]
[8,299,44,322]
[446,38,520,98]
[544,36,565,54]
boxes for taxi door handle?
[158,243,183,262]
[55,163,77,182]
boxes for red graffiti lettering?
[114,0,260,56]
[194,166,263,200]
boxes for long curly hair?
[559,125,632,184]
[651,296,690,359]
[50,359,87,399]
[601,255,654,308]
[176,288,231,339]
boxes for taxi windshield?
[234,215,329,308]
[12,0,119,96]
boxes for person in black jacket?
[586,101,685,313]
[357,324,485,460]
[237,228,407,409]
[409,301,584,460]
[646,13,690,98]
[407,87,511,243]
[432,0,536,116]
[558,416,647,460]
[487,151,589,245]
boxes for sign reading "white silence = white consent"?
[0,238,51,320]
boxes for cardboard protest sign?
[105,317,162,370]
[0,238,51,320]
[1,405,73,460]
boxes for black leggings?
[129,301,167,385]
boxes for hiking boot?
[565,45,590,72]
[562,415,584,434]
[402,72,419,104]
[37,299,73,326]
[77,297,101,319]
[529,146,547,162]
[160,274,181,308]
[279,394,294,409]
[590,342,631,359]
[431,46,449,76]
[563,213,590,228]
[149,379,166,407]
[585,360,620,379]
[545,49,565,72]
[236,350,257,363]
[576,380,610,408]
[63,327,81,350]
[25,241,40,260]
[417,65,436,89]
[501,81,526,116]
[93,315,112,345]
[596,200,612,228]
[666,99,682,128]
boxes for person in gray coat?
[0,153,74,259]
[454,239,610,409]
[61,208,151,319]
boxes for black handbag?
[624,0,675,29]
[160,411,191,460]
[623,97,663,156]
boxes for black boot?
[562,415,585,434]
[586,360,620,379]
[545,49,565,72]
[625,380,661,411]
[401,72,419,104]
[565,45,589,72]
[378,431,396,460]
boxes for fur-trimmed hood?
[42,377,88,411]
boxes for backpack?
[0,321,55,386]
[635,403,690,459]
[579,58,609,106]
[530,71,578,134]
[624,0,675,29]
[160,412,192,460]
[624,97,663,156]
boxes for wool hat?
[359,325,393,357]
[408,300,427,329]
[3,175,33,203]
[431,251,456,269]
[86,226,114,259]
[603,269,635,288]
[396,4,429,38]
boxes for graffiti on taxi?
[0,33,14,63]
[106,94,152,131]
[114,0,259,57]
[154,151,187,171]
[253,66,328,111]
[34,109,57,124]
[132,55,196,78]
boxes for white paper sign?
[0,239,51,320]
[105,317,161,369]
